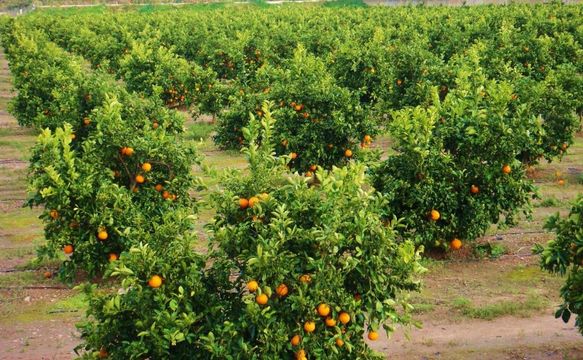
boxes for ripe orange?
[450,238,463,250]
[430,209,440,221]
[325,317,337,327]
[162,191,171,200]
[152,121,159,129]
[305,171,313,177]
[49,209,59,220]
[247,280,259,292]
[290,152,298,160]
[294,104,304,112]
[338,312,350,325]
[470,185,480,194]
[256,293,268,305]
[97,230,108,241]
[98,347,108,359]
[558,179,565,186]
[108,253,118,262]
[135,175,145,184]
[290,335,301,346]
[296,349,307,360]
[249,196,260,208]
[396,79,402,86]
[83,117,91,126]
[344,149,353,158]
[561,143,568,151]
[502,164,512,174]
[299,274,312,283]
[302,112,309,119]
[309,165,317,172]
[142,163,152,172]
[148,275,163,288]
[276,283,288,297]
[304,321,316,333]
[335,338,344,347]
[121,147,134,156]
[239,198,249,209]
[63,244,74,254]
[155,184,163,192]
[368,331,379,341]
[317,303,330,317]
[363,135,372,143]
[43,271,52,279]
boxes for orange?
[290,335,301,346]
[558,179,565,186]
[304,321,316,333]
[299,274,312,283]
[248,196,260,208]
[97,230,108,241]
[430,209,440,221]
[335,338,344,347]
[338,312,350,325]
[317,303,330,317]
[155,184,163,192]
[64,245,74,254]
[148,275,163,288]
[135,175,145,184]
[470,185,480,194]
[368,331,379,341]
[121,147,134,156]
[502,164,511,174]
[239,198,249,209]
[296,350,307,360]
[70,133,76,140]
[83,117,91,126]
[450,238,462,250]
[363,135,372,143]
[344,149,353,158]
[98,347,108,359]
[281,139,289,147]
[162,191,171,200]
[290,152,298,160]
[108,253,118,262]
[247,280,259,292]
[396,79,402,86]
[309,165,317,172]
[49,209,59,220]
[561,143,568,151]
[152,121,159,129]
[142,163,152,172]
[294,104,304,112]
[256,293,268,305]
[276,283,288,297]
[43,271,52,279]
[302,112,309,119]
[325,317,337,327]
[305,171,313,177]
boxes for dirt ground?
[1,46,582,359]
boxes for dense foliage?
[535,196,583,336]
[77,109,424,359]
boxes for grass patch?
[537,196,562,207]
[452,295,548,320]
[186,122,215,142]
[411,302,435,314]
[0,271,38,287]
[323,0,367,7]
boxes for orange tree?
[27,97,199,281]
[371,61,539,249]
[535,196,583,336]
[76,104,424,359]
[216,46,377,172]
[207,105,423,358]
